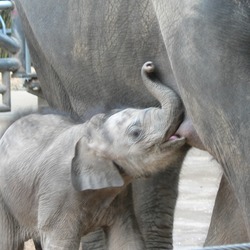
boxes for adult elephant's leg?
[133,147,189,249]
[205,175,249,245]
[152,0,250,235]
[14,0,75,116]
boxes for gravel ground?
[0,91,222,250]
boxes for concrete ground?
[174,149,222,249]
[0,91,222,250]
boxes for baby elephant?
[0,62,185,250]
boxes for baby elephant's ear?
[71,139,124,191]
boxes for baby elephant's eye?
[128,126,143,140]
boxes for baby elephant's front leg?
[105,187,146,250]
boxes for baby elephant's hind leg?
[0,194,23,250]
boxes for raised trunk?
[141,62,181,110]
[141,61,183,125]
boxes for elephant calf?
[0,62,186,250]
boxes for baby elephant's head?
[90,105,185,178]
[71,62,185,191]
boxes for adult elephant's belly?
[15,0,181,120]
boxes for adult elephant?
[14,1,193,249]
[151,0,250,244]
[14,0,249,248]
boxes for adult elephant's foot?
[176,117,206,150]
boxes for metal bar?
[194,243,250,250]
[1,71,10,111]
[0,103,10,111]
[0,0,18,112]
[0,28,11,34]
[0,1,14,10]
[0,58,20,72]
[25,39,31,75]
[0,83,6,93]
[0,15,6,34]
[0,33,20,54]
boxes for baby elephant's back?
[0,113,78,228]
[0,113,74,173]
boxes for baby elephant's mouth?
[160,112,186,150]
[160,130,186,150]
[160,135,186,150]
[113,161,126,175]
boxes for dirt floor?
[0,90,222,250]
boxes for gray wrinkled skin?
[14,0,250,247]
[151,0,250,243]
[204,175,249,246]
[0,63,187,250]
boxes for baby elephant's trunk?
[141,61,183,127]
